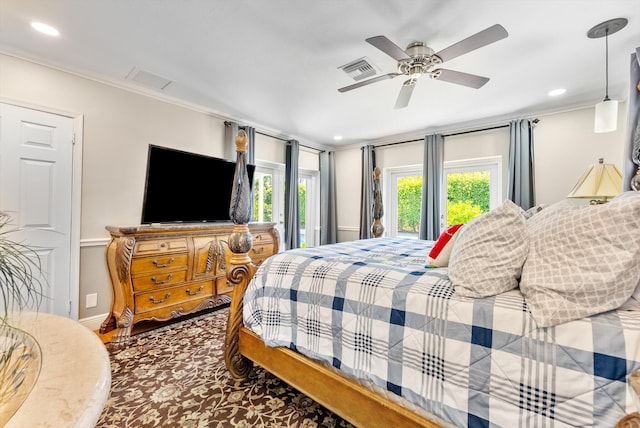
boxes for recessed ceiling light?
[548,88,566,97]
[333,135,343,141]
[31,22,60,37]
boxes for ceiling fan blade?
[394,79,416,109]
[433,69,489,89]
[433,24,508,63]
[366,36,411,61]
[338,72,399,92]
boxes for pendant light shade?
[594,98,618,133]
[587,18,627,134]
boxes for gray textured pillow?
[520,191,640,327]
[450,199,528,298]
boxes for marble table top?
[5,312,111,428]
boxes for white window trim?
[299,168,319,247]
[255,160,285,248]
[383,156,502,238]
[441,156,502,229]
[383,164,422,238]
[254,160,319,248]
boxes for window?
[385,165,423,238]
[253,162,318,249]
[384,156,502,238]
[441,157,501,229]
[253,162,284,246]
[298,170,319,248]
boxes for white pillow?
[520,191,640,327]
[425,223,464,268]
[450,199,529,298]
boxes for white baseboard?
[80,313,108,331]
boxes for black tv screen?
[141,145,255,224]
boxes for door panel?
[0,103,74,317]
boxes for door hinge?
[72,133,76,145]
[68,300,72,316]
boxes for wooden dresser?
[100,222,279,346]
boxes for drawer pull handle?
[252,246,265,255]
[185,286,204,296]
[149,292,171,304]
[151,273,173,284]
[153,257,175,268]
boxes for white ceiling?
[0,0,638,148]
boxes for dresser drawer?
[132,270,188,292]
[216,276,233,295]
[249,242,274,264]
[134,281,214,314]
[134,238,188,256]
[131,254,188,275]
[252,232,274,245]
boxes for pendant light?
[587,18,627,133]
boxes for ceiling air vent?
[339,57,378,81]
[125,67,173,90]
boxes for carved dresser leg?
[109,305,133,349]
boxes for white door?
[0,103,75,317]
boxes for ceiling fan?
[338,24,508,109]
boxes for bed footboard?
[224,223,258,380]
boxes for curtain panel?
[359,145,375,239]
[224,121,255,163]
[507,119,535,210]
[320,151,338,245]
[419,134,444,240]
[623,49,640,190]
[285,140,300,249]
[225,122,256,219]
[224,121,239,161]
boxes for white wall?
[255,134,285,164]
[535,105,626,205]
[335,148,362,241]
[0,54,323,321]
[444,128,511,201]
[0,53,292,320]
[334,105,627,241]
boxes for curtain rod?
[374,119,539,149]
[256,130,325,153]
[225,121,324,152]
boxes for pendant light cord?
[604,28,610,101]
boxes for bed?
[223,131,640,427]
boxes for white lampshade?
[567,158,622,203]
[594,98,618,133]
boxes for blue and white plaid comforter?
[243,237,640,427]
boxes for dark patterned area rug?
[97,307,355,428]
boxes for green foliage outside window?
[397,176,422,233]
[446,200,484,225]
[396,171,490,234]
[298,180,307,248]
[446,171,490,225]
[253,174,273,222]
[298,180,306,230]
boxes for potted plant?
[0,211,45,423]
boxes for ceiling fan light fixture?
[339,24,508,108]
[587,17,627,134]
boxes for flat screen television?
[141,145,255,224]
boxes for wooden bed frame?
[223,131,442,427]
[222,131,639,428]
